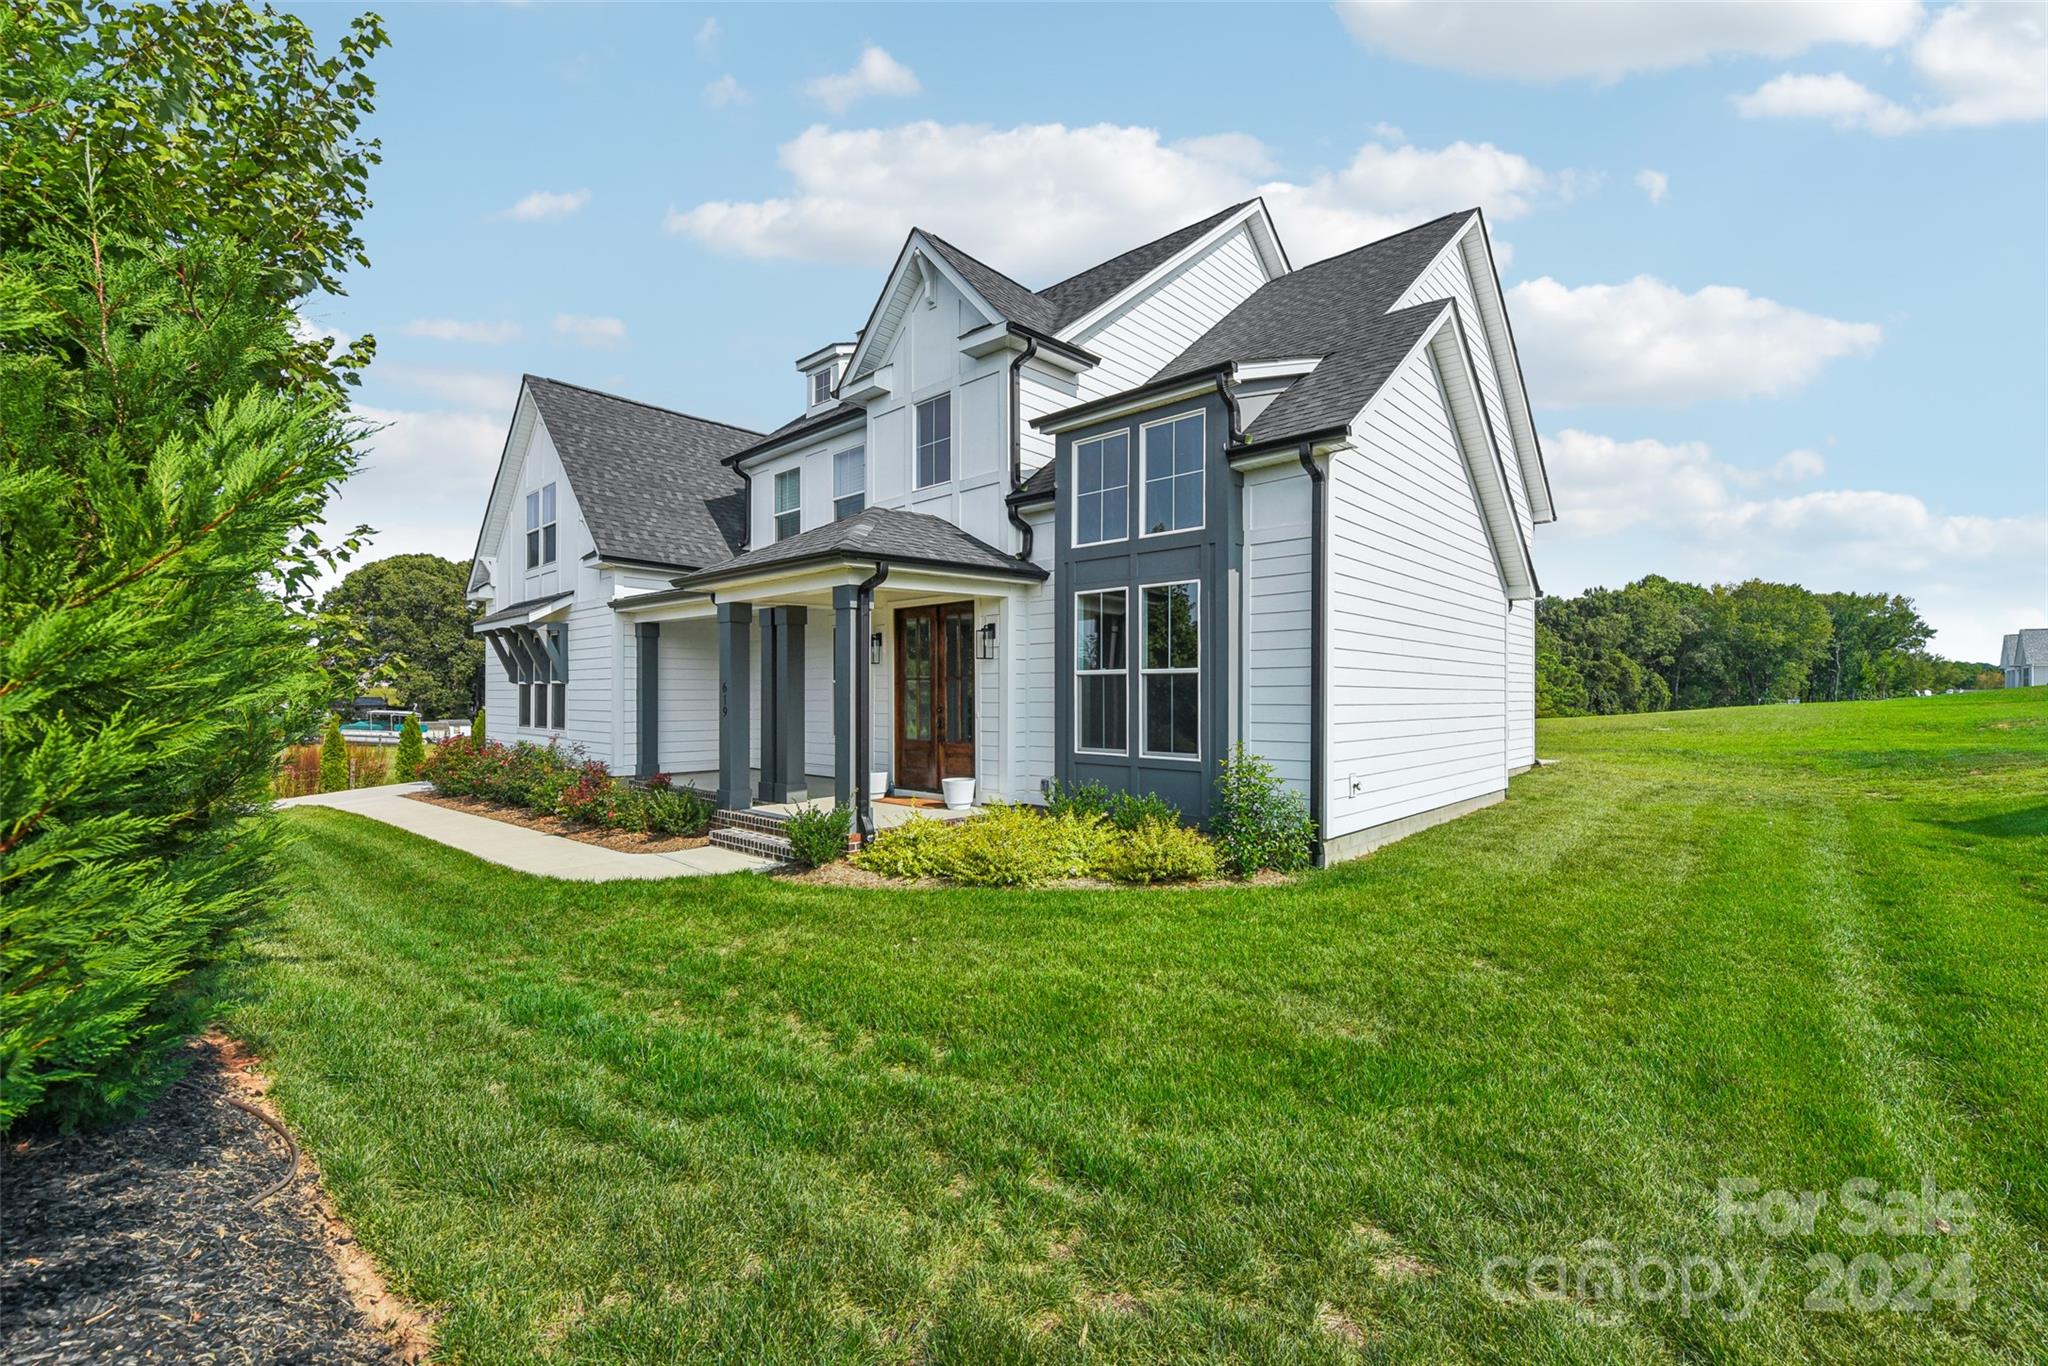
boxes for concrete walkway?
[276,783,776,881]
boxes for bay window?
[1141,411,1204,536]
[1141,581,1200,758]
[1073,431,1128,546]
[1074,589,1127,754]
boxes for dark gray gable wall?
[1053,390,1239,826]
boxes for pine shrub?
[319,715,351,793]
[471,707,485,746]
[393,715,426,780]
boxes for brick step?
[709,826,793,862]
[709,807,791,838]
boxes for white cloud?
[704,74,749,107]
[495,188,591,222]
[552,314,626,348]
[1733,71,1920,134]
[377,366,520,414]
[403,318,524,345]
[1772,448,1826,482]
[1506,275,1881,407]
[1734,4,2046,133]
[1542,427,2047,660]
[665,121,1577,275]
[695,16,719,51]
[1634,168,1670,205]
[315,404,509,589]
[291,309,351,352]
[1334,0,1922,82]
[805,45,921,113]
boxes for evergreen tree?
[393,714,426,781]
[472,707,486,746]
[319,714,352,793]
[0,2,386,1127]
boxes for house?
[466,201,1554,864]
[2002,629,2047,687]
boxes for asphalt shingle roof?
[1037,202,1252,329]
[523,376,761,569]
[679,505,1045,586]
[2003,629,2048,667]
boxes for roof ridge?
[916,229,1046,303]
[1038,201,1252,295]
[1284,208,1477,278]
[523,373,764,436]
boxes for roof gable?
[471,377,761,584]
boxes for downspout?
[1006,335,1040,561]
[734,466,753,552]
[1215,367,1243,444]
[853,562,890,841]
[1297,441,1327,868]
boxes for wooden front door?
[894,602,976,792]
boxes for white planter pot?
[869,771,889,799]
[942,776,976,810]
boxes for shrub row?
[849,747,1311,886]
[420,737,713,838]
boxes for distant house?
[2001,629,2047,687]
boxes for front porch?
[613,511,1048,838]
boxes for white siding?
[1241,465,1314,796]
[1011,509,1058,799]
[1326,350,1509,838]
[1069,226,1272,400]
[656,620,720,776]
[1507,603,1535,769]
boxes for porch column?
[715,602,751,809]
[832,586,858,810]
[635,622,660,777]
[760,607,808,803]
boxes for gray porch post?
[635,621,660,777]
[831,586,857,810]
[715,602,751,809]
[766,606,807,802]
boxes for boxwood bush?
[784,805,852,867]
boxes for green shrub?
[556,761,626,827]
[1107,789,1180,831]
[1212,745,1316,876]
[851,817,957,880]
[471,708,485,746]
[393,715,425,780]
[784,804,852,867]
[318,714,350,793]
[1100,817,1221,884]
[1044,778,1110,820]
[943,803,1098,886]
[644,785,712,837]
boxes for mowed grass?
[226,692,2047,1362]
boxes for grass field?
[227,692,2047,1362]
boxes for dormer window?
[809,366,835,407]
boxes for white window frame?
[1072,588,1128,756]
[833,445,866,521]
[810,366,835,407]
[1138,579,1201,762]
[1071,430,1129,548]
[525,482,558,568]
[773,467,801,542]
[915,393,952,490]
[1139,409,1205,539]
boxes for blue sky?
[293,2,2046,662]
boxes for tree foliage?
[1537,576,1993,717]
[0,2,386,1128]
[393,713,425,781]
[319,553,482,720]
[318,713,351,793]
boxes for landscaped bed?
[222,693,2045,1361]
[405,790,712,854]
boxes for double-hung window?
[833,445,866,520]
[1141,411,1204,536]
[1141,582,1200,759]
[1073,431,1128,546]
[1074,589,1127,754]
[773,468,801,541]
[525,482,557,567]
[915,393,952,488]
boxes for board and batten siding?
[1240,464,1314,797]
[1325,348,1509,838]
[1067,225,1273,403]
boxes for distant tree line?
[1536,576,1998,717]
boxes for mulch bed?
[1,1037,428,1365]
[407,790,711,853]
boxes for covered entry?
[894,601,976,792]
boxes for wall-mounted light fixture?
[979,621,997,660]
[870,632,883,665]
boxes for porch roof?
[473,590,573,631]
[675,506,1046,591]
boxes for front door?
[894,602,976,792]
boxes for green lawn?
[227,692,2047,1362]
